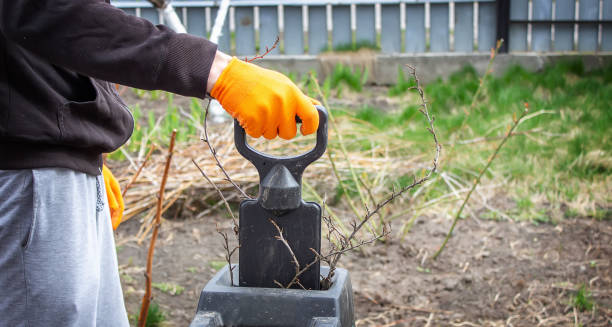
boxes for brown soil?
[115,88,611,326]
[116,212,612,326]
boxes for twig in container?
[138,129,176,327]
[122,144,156,197]
[283,248,324,290]
[201,99,252,199]
[244,36,279,63]
[194,191,240,220]
[216,223,239,287]
[303,181,349,235]
[269,218,304,289]
[309,73,371,216]
[357,173,388,230]
[327,149,374,234]
[433,103,531,260]
[302,64,440,285]
[284,225,390,291]
[192,159,238,233]
[193,158,240,285]
[329,64,440,263]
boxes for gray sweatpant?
[0,168,129,327]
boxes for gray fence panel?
[141,7,159,24]
[509,0,528,51]
[259,6,280,55]
[405,4,425,52]
[186,8,207,37]
[532,0,552,51]
[554,0,575,51]
[114,0,608,55]
[430,3,449,52]
[284,6,304,54]
[604,0,612,51]
[123,8,136,16]
[309,6,328,54]
[478,2,497,51]
[356,5,376,44]
[211,7,231,53]
[332,5,351,48]
[381,4,401,53]
[454,2,473,52]
[578,0,598,51]
[235,7,256,56]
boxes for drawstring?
[95,176,104,213]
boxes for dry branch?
[270,64,441,289]
[201,99,252,199]
[244,36,279,63]
[193,158,240,285]
[215,223,239,286]
[138,129,176,327]
[323,64,440,281]
[122,144,155,197]
[192,159,238,229]
[433,103,531,260]
[466,39,503,116]
[269,218,305,289]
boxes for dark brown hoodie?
[0,0,217,174]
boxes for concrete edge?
[256,52,612,85]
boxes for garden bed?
[113,60,611,326]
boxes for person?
[0,0,319,326]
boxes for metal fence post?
[496,0,510,53]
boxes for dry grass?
[115,117,429,243]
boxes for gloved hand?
[102,165,124,230]
[211,57,320,140]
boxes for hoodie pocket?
[59,78,134,152]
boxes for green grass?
[328,63,368,93]
[144,302,166,327]
[131,302,167,327]
[152,282,185,296]
[108,91,205,160]
[339,60,611,222]
[571,284,595,312]
[330,40,380,52]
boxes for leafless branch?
[122,144,156,197]
[138,130,176,327]
[192,158,240,286]
[216,223,239,287]
[244,36,279,63]
[192,159,238,234]
[269,218,306,290]
[201,99,252,199]
[269,66,441,290]
[433,102,530,260]
[321,64,441,281]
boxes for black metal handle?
[234,105,328,185]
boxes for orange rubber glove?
[211,57,320,140]
[102,165,124,230]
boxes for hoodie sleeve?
[0,0,217,98]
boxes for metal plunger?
[191,106,354,326]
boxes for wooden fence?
[112,0,612,55]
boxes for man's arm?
[1,0,319,139]
[0,0,216,98]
